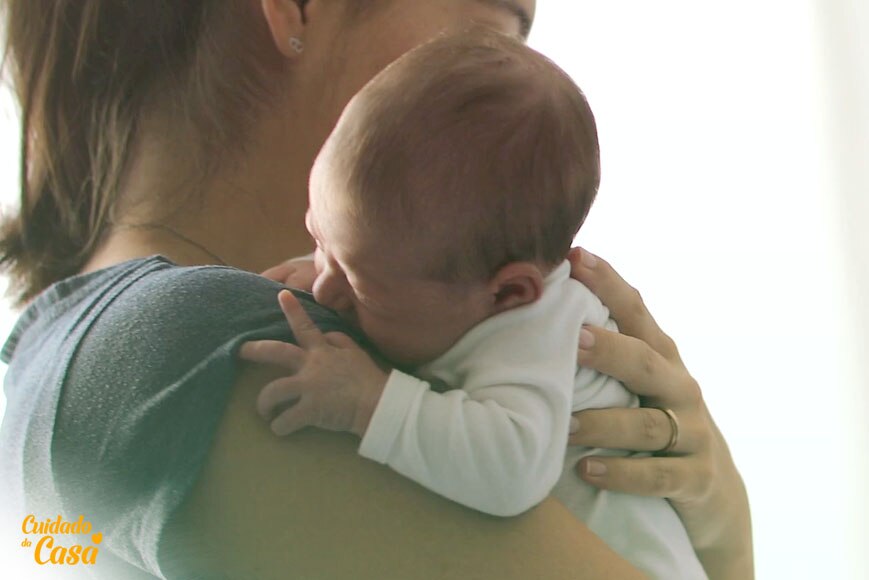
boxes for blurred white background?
[1,1,867,578]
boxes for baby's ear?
[489,262,544,314]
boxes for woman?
[0,1,752,578]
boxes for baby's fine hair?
[332,28,600,283]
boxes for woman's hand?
[260,255,318,292]
[565,248,754,580]
[238,290,389,437]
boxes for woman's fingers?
[278,290,325,350]
[578,324,694,404]
[257,376,302,418]
[238,340,304,371]
[568,407,691,453]
[568,248,680,362]
[575,455,702,501]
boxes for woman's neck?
[82,118,318,275]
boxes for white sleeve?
[358,278,584,517]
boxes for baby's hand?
[260,255,317,293]
[238,290,388,437]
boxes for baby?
[243,30,707,580]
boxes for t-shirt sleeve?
[51,265,363,577]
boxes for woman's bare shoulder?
[159,362,645,580]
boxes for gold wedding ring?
[658,408,680,454]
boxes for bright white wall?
[0,1,866,578]
[812,0,869,574]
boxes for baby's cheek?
[374,328,437,369]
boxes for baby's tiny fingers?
[257,376,302,418]
[284,273,313,292]
[270,401,312,436]
[261,262,297,283]
[278,290,325,350]
[283,261,317,292]
[324,332,356,348]
[238,340,303,371]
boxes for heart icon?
[92,532,103,545]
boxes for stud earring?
[289,36,304,54]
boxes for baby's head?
[307,29,599,368]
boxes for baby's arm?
[358,365,573,517]
[240,278,584,518]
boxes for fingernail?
[580,248,598,268]
[569,416,580,434]
[584,460,607,477]
[579,328,595,350]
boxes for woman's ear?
[488,262,545,314]
[261,0,306,59]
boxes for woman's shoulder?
[100,255,334,332]
[75,255,358,352]
[0,254,330,364]
[97,255,291,339]
[55,254,362,428]
[26,256,355,576]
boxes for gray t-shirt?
[0,255,362,578]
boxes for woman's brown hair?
[0,0,279,307]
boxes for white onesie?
[358,260,708,579]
